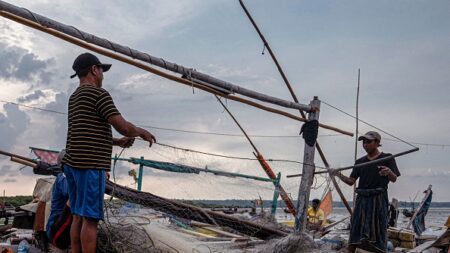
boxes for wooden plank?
[199,227,244,239]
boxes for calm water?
[275,207,450,229]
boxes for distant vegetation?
[1,195,33,207]
[180,199,450,209]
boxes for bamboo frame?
[0,10,353,137]
[0,0,311,111]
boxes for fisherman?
[332,131,400,253]
[63,53,156,253]
[307,198,325,231]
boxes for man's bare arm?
[108,115,156,146]
[334,170,356,186]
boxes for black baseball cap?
[358,131,381,142]
[70,53,111,78]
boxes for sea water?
[275,207,450,229]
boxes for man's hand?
[378,166,392,177]
[138,128,156,147]
[379,165,398,182]
[114,137,135,148]
[328,168,339,176]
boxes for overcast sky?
[0,0,449,202]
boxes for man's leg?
[80,217,99,253]
[70,215,82,253]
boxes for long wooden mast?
[238,0,353,217]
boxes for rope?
[321,100,418,148]
[2,99,446,147]
[0,99,336,138]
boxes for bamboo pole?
[215,95,297,215]
[214,95,260,153]
[0,149,35,163]
[353,68,361,208]
[286,147,419,178]
[238,0,297,103]
[0,1,312,112]
[10,157,37,168]
[238,0,354,215]
[0,10,353,137]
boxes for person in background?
[388,198,399,228]
[307,198,325,231]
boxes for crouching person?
[45,150,71,252]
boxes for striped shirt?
[63,85,120,170]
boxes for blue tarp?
[412,190,433,235]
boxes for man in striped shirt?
[63,53,156,253]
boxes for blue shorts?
[63,164,105,220]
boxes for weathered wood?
[295,97,320,233]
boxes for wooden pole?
[238,0,355,214]
[0,149,35,163]
[10,157,37,168]
[214,95,260,153]
[215,95,297,215]
[0,1,312,112]
[295,97,320,233]
[0,10,352,137]
[238,0,297,103]
[287,147,419,177]
[353,68,361,208]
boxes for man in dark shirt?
[333,131,400,252]
[63,53,156,253]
